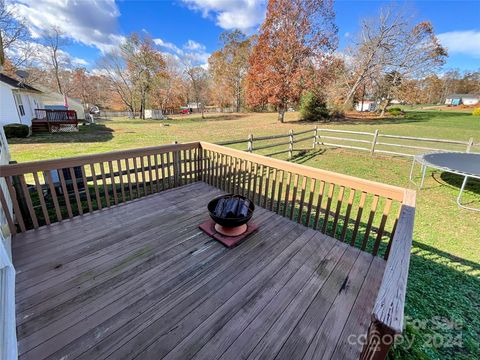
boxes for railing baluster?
[44,171,62,222]
[166,152,172,188]
[242,160,248,197]
[351,191,367,246]
[231,157,238,194]
[305,179,316,227]
[297,176,307,224]
[340,189,356,242]
[263,166,270,209]
[58,169,73,218]
[117,159,126,203]
[139,156,147,195]
[289,174,299,220]
[0,186,16,234]
[69,167,83,215]
[313,180,325,230]
[362,195,379,250]
[276,170,284,214]
[99,162,111,207]
[18,175,39,229]
[80,165,93,213]
[252,163,258,204]
[90,164,102,209]
[133,157,140,196]
[147,156,154,194]
[108,161,118,205]
[32,172,50,225]
[283,172,292,217]
[125,159,134,200]
[257,164,264,205]
[332,185,345,238]
[322,183,335,234]
[153,154,160,193]
[373,198,392,256]
[269,168,277,211]
[160,153,166,190]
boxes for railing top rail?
[378,133,469,145]
[317,128,375,136]
[0,142,201,176]
[200,142,407,201]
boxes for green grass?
[7,110,480,359]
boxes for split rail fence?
[218,127,479,158]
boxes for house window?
[14,93,26,116]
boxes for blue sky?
[12,0,480,71]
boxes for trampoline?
[409,152,480,211]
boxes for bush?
[387,107,404,116]
[299,92,330,121]
[3,123,29,138]
[472,108,480,116]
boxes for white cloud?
[182,0,266,31]
[154,38,183,54]
[7,40,89,68]
[154,37,210,67]
[11,0,124,53]
[184,40,206,51]
[438,30,480,58]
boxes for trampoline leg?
[420,165,427,189]
[409,158,416,183]
[456,176,480,212]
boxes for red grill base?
[199,219,259,248]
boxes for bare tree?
[182,55,209,119]
[343,5,447,113]
[0,0,30,68]
[99,49,137,115]
[42,26,71,94]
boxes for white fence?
[219,127,479,158]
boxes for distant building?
[355,100,377,112]
[445,94,480,106]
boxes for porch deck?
[13,182,385,360]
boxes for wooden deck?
[13,182,386,360]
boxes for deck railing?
[0,141,415,359]
[35,109,78,122]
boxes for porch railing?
[0,141,415,359]
[35,109,78,122]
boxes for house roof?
[446,94,480,99]
[0,72,41,92]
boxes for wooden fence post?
[288,129,294,159]
[466,137,474,153]
[247,134,253,152]
[313,126,318,149]
[371,129,379,156]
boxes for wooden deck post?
[313,126,318,149]
[247,134,253,153]
[288,129,294,159]
[371,129,379,155]
[466,137,474,152]
[172,141,180,187]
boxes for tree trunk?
[277,103,286,123]
[380,99,391,117]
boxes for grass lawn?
[7,110,480,359]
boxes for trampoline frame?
[409,152,480,212]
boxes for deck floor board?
[13,182,385,360]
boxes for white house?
[445,94,480,106]
[355,100,377,112]
[0,73,44,127]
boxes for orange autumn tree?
[246,0,337,122]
